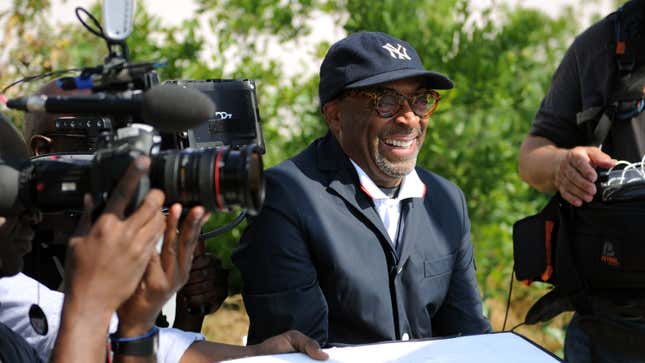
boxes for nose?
[394,99,420,127]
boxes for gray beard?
[375,151,417,178]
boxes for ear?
[30,135,52,156]
[322,100,342,139]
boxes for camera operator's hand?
[178,330,329,362]
[519,136,617,207]
[52,156,166,363]
[554,146,615,206]
[250,330,329,360]
[116,204,210,338]
[174,241,229,332]
[64,156,166,311]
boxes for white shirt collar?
[350,160,426,201]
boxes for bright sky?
[4,0,615,30]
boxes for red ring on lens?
[214,150,224,211]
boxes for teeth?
[383,139,414,147]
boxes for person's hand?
[116,204,210,337]
[250,330,329,361]
[65,156,166,313]
[554,146,615,206]
[174,242,229,332]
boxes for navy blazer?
[233,132,491,346]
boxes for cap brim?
[345,69,454,90]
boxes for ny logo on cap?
[382,43,412,60]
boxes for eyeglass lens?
[376,92,436,118]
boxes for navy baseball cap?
[319,31,454,107]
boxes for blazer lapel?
[317,132,393,247]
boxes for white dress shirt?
[350,160,426,247]
[0,273,203,363]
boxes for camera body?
[1,1,265,218]
[165,79,265,152]
[8,121,264,219]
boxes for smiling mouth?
[382,138,415,148]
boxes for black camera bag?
[570,198,645,290]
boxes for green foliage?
[0,0,598,352]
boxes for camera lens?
[151,145,265,214]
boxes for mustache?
[380,125,424,138]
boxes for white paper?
[224,332,560,363]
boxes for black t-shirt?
[531,2,645,304]
[531,2,645,161]
[0,322,43,363]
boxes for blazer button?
[396,266,403,274]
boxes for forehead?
[375,77,425,94]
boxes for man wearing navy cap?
[234,31,491,346]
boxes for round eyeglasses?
[347,87,441,119]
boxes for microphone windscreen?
[142,84,215,132]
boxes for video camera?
[0,0,266,218]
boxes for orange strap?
[541,220,554,282]
[616,41,626,55]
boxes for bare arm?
[518,135,615,206]
[179,330,328,363]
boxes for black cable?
[502,266,515,331]
[75,7,105,39]
[199,210,247,240]
[2,68,83,94]
[510,322,525,332]
[75,7,111,54]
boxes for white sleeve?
[0,273,202,363]
[0,273,63,362]
[158,327,205,363]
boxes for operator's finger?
[176,207,207,280]
[131,209,166,263]
[562,167,595,200]
[71,193,94,238]
[103,156,151,218]
[568,151,597,182]
[185,265,227,285]
[587,147,616,169]
[124,189,165,232]
[286,330,328,361]
[189,253,223,271]
[161,203,182,277]
[141,249,165,292]
[561,189,583,207]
